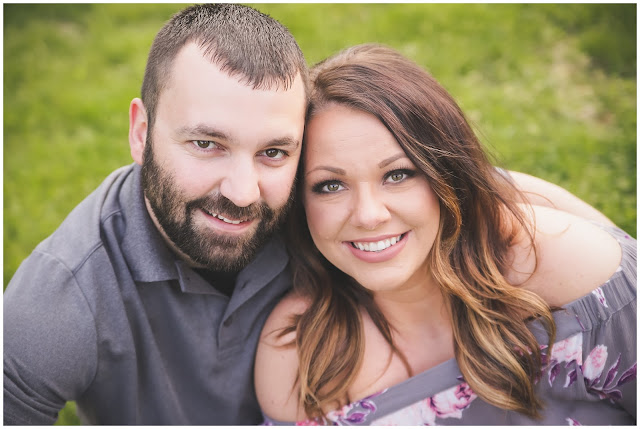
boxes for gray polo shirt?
[3,163,292,425]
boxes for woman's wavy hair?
[284,43,556,419]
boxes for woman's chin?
[350,273,404,294]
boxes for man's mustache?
[186,194,272,221]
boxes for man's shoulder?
[34,164,138,274]
[5,164,143,329]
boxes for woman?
[255,44,636,425]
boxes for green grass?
[4,3,636,425]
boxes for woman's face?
[303,103,441,293]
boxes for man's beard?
[140,136,294,272]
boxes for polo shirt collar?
[120,164,179,284]
[226,232,289,313]
[120,164,291,297]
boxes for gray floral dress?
[264,224,636,425]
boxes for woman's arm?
[512,205,623,307]
[254,292,310,423]
[506,170,615,227]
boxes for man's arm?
[3,251,97,425]
[506,170,615,227]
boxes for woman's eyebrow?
[306,165,345,176]
[378,153,407,168]
[306,153,407,176]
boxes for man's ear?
[129,98,148,166]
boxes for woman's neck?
[373,267,447,332]
[346,270,454,403]
[372,269,454,373]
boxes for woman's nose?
[351,185,391,230]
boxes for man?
[4,4,307,425]
[3,3,614,426]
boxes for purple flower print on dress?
[430,382,477,419]
[566,417,582,425]
[541,332,636,403]
[371,383,477,425]
[551,334,583,366]
[371,398,437,426]
[544,333,583,387]
[591,287,609,308]
[577,345,637,403]
[325,390,385,425]
[582,345,608,381]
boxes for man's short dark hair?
[141,3,309,129]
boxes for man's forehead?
[156,43,307,113]
[168,42,305,93]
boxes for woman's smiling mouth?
[345,232,409,263]
[349,233,406,252]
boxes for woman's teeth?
[351,234,403,252]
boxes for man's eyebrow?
[378,153,407,168]
[175,125,300,150]
[306,165,346,176]
[262,136,300,150]
[176,125,228,140]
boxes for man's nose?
[219,158,260,208]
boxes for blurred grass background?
[3,3,636,425]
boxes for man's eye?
[263,148,286,159]
[193,140,216,149]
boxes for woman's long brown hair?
[284,43,556,419]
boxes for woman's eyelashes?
[311,179,345,194]
[384,168,416,184]
[310,168,418,194]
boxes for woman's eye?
[323,182,343,193]
[385,169,415,184]
[193,140,216,149]
[263,148,285,159]
[389,172,405,182]
[311,180,344,194]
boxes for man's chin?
[174,215,282,272]
[197,248,257,272]
[187,233,263,272]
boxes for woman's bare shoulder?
[260,291,310,346]
[513,205,622,307]
[254,291,310,423]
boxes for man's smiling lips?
[203,209,248,225]
[201,208,255,232]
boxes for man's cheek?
[264,173,297,207]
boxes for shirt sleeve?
[3,250,98,425]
